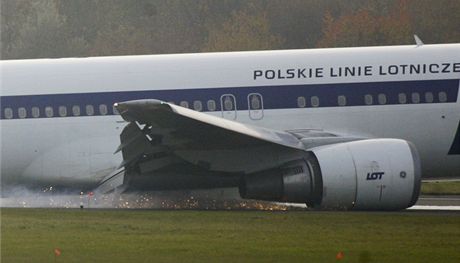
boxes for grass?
[1,208,460,262]
[421,181,460,195]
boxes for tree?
[1,0,66,59]
[1,0,459,59]
[316,0,413,48]
[203,7,283,52]
[410,0,460,44]
[1,0,90,59]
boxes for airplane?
[1,40,459,210]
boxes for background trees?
[317,0,413,47]
[203,6,283,52]
[1,0,459,59]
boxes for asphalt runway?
[272,195,460,213]
[2,189,460,212]
[415,195,460,206]
[408,195,460,212]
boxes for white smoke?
[0,186,104,208]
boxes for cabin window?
[311,96,320,107]
[398,93,407,104]
[4,108,13,119]
[180,101,189,108]
[249,94,262,110]
[112,105,119,115]
[338,95,347,106]
[364,94,373,105]
[411,92,420,103]
[223,96,234,111]
[207,100,216,111]
[425,92,434,103]
[438,91,447,102]
[59,106,67,117]
[297,96,306,108]
[72,105,81,116]
[18,107,27,119]
[193,100,203,111]
[99,104,108,115]
[45,106,54,118]
[378,94,387,105]
[86,105,94,116]
[32,107,40,118]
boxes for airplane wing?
[115,99,306,151]
[97,99,362,193]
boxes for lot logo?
[366,172,385,180]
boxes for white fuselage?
[1,44,460,189]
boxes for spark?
[2,188,306,211]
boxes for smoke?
[0,186,307,210]
[0,186,97,208]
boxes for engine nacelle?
[239,139,421,210]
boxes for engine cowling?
[239,139,421,210]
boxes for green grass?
[421,181,460,195]
[1,209,460,262]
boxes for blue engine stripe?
[0,79,459,120]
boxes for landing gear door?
[248,93,264,120]
[220,94,237,120]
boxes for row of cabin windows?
[297,91,448,108]
[179,100,217,111]
[1,91,449,119]
[177,94,262,112]
[2,96,254,119]
[3,104,115,119]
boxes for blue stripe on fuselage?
[0,79,459,120]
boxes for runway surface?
[1,191,460,212]
[271,195,460,212]
[408,195,460,211]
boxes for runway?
[1,189,460,211]
[415,195,460,206]
[273,195,460,212]
[408,195,460,211]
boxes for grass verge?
[1,208,460,262]
[421,181,460,195]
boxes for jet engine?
[239,139,421,210]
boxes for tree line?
[1,0,459,60]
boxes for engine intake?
[239,159,320,203]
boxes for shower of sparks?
[0,186,307,211]
[114,192,304,210]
